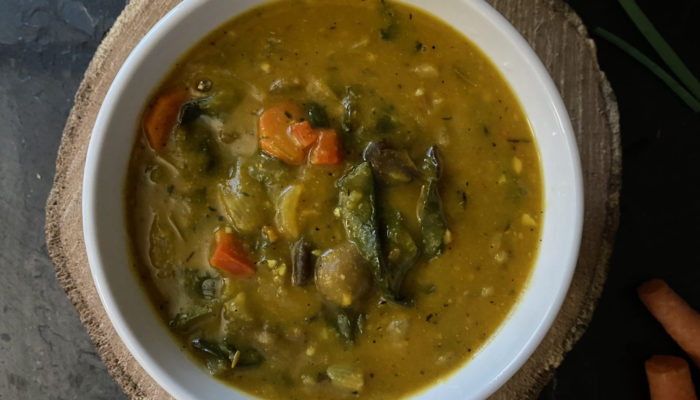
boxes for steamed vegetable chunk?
[125,1,543,399]
[315,243,371,307]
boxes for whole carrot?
[638,279,700,367]
[645,355,697,400]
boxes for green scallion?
[593,27,700,113]
[618,0,700,101]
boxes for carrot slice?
[210,230,255,278]
[645,355,698,400]
[639,279,700,367]
[290,121,319,148]
[309,128,342,165]
[143,89,189,151]
[258,102,306,164]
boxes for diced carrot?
[209,230,255,278]
[143,89,189,151]
[639,279,700,367]
[290,121,319,148]
[309,128,342,165]
[645,355,698,400]
[258,102,306,164]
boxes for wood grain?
[45,0,621,398]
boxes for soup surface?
[125,1,543,399]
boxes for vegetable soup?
[125,0,543,398]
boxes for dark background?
[0,0,698,399]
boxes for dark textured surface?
[0,1,128,399]
[0,1,698,400]
[540,1,700,399]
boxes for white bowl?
[83,0,583,399]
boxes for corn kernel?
[521,213,537,227]
[512,156,523,174]
[443,229,453,245]
[341,293,352,307]
[306,346,316,356]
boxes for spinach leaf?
[375,113,395,134]
[379,0,399,40]
[324,305,363,343]
[180,269,222,300]
[169,303,218,333]
[191,338,264,374]
[306,102,330,128]
[179,101,203,126]
[382,209,419,295]
[419,146,447,259]
[336,309,355,342]
[336,162,393,300]
[169,269,223,333]
[421,145,443,180]
[341,86,360,134]
[419,180,447,259]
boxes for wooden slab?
[45,0,621,398]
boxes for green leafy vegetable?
[382,209,419,295]
[169,269,224,333]
[418,146,447,259]
[169,303,219,333]
[192,338,233,361]
[341,86,360,134]
[180,269,222,300]
[336,309,355,342]
[179,101,203,125]
[325,306,363,343]
[306,102,330,128]
[419,180,447,258]
[379,0,399,40]
[191,338,263,374]
[375,113,395,134]
[167,117,221,176]
[336,162,393,300]
[421,145,442,180]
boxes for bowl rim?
[82,0,583,399]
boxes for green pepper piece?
[336,162,392,299]
[419,146,447,259]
